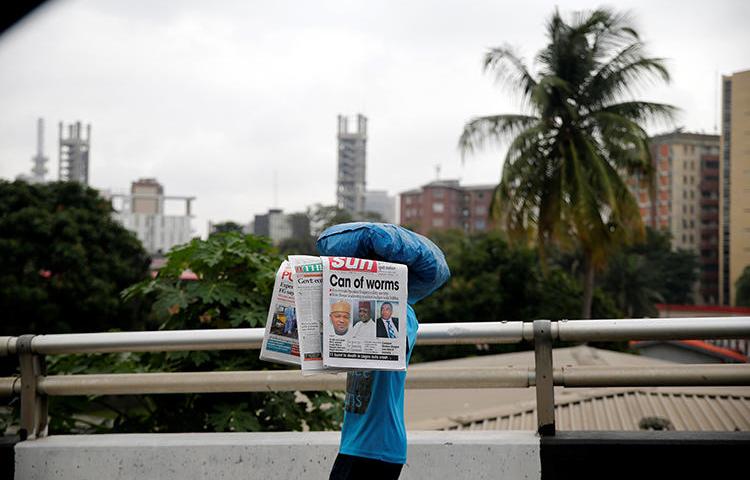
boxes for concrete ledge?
[15,431,541,480]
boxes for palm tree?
[460,8,676,318]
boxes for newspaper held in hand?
[259,260,300,366]
[322,256,408,371]
[288,255,327,373]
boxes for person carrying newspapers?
[317,222,450,480]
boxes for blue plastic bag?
[316,222,450,304]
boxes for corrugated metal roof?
[407,346,750,431]
[443,388,750,432]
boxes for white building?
[108,178,195,255]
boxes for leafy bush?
[4,232,342,435]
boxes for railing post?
[17,335,47,440]
[533,320,555,436]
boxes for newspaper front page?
[288,255,326,373]
[259,260,300,366]
[322,256,408,371]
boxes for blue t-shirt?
[339,304,419,464]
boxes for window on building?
[433,189,444,199]
[433,202,444,213]
[475,205,487,215]
[475,219,486,230]
[432,218,444,228]
[683,205,687,214]
[405,196,412,205]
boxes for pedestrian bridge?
[2,318,750,479]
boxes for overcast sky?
[1,0,748,237]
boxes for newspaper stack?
[259,256,408,372]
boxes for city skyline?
[0,0,748,237]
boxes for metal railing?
[2,317,749,440]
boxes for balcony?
[2,318,749,479]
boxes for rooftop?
[406,345,750,430]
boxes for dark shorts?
[329,453,404,480]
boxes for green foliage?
[123,233,277,329]
[636,229,698,305]
[599,228,698,312]
[412,230,622,363]
[459,8,675,318]
[307,204,383,237]
[277,236,318,256]
[599,253,662,317]
[0,180,150,338]
[734,265,750,307]
[17,232,342,435]
[210,221,244,235]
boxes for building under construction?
[336,114,367,215]
[58,121,91,185]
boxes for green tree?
[413,230,621,362]
[2,232,342,435]
[734,265,750,307]
[599,253,663,317]
[210,221,244,235]
[307,204,383,237]
[110,232,339,433]
[0,180,150,337]
[459,8,675,318]
[626,228,698,305]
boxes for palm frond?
[598,101,678,125]
[483,46,538,100]
[459,114,539,159]
[589,56,671,106]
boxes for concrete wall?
[14,431,541,480]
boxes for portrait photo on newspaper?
[322,256,408,371]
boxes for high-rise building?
[108,179,195,255]
[719,69,750,305]
[400,180,495,236]
[363,190,396,224]
[627,131,720,303]
[58,121,91,185]
[337,114,367,215]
